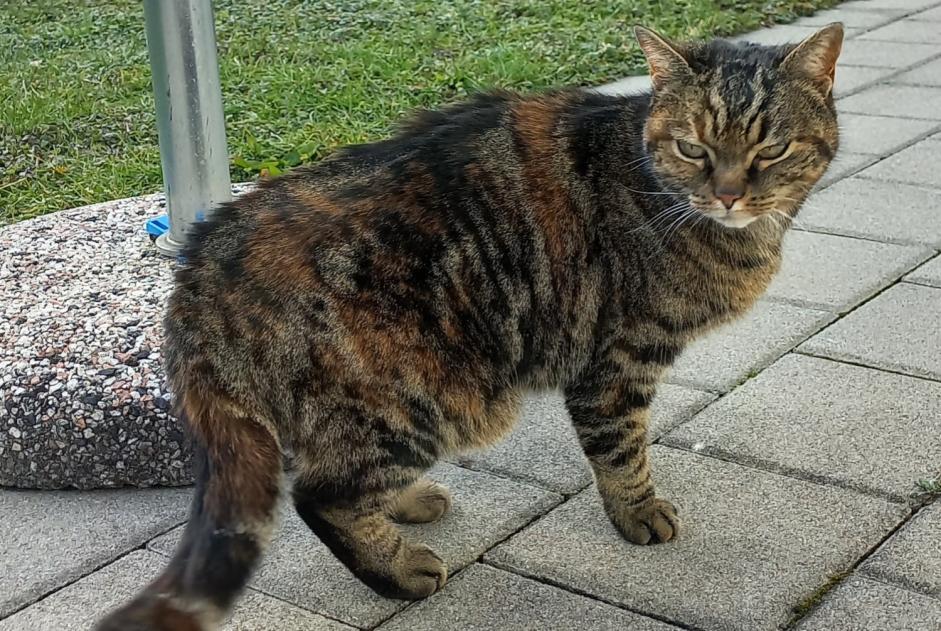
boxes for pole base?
[154,231,187,258]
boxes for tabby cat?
[98,23,843,630]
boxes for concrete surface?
[794,575,941,631]
[378,563,680,631]
[766,230,930,312]
[906,255,941,287]
[799,282,941,381]
[667,301,834,392]
[797,177,941,248]
[862,502,941,597]
[487,446,905,631]
[664,354,941,500]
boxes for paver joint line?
[665,355,941,501]
[486,446,908,631]
[478,557,701,631]
[794,348,941,387]
[791,575,941,630]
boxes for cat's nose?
[714,186,744,210]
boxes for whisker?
[623,155,652,168]
[626,201,689,235]
[623,186,679,196]
[624,185,676,197]
[624,156,653,174]
[689,211,711,240]
[770,207,805,230]
[657,205,697,251]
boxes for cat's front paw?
[608,498,680,545]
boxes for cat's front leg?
[564,361,679,545]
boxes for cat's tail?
[95,383,283,631]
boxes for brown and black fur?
[97,24,843,630]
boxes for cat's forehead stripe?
[742,90,770,143]
[695,66,776,144]
[707,85,727,131]
[746,112,766,145]
[693,112,708,141]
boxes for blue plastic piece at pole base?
[146,211,207,242]
[145,214,170,241]
[146,213,209,264]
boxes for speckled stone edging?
[1,194,192,489]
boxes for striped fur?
[97,24,842,630]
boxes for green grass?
[788,569,851,626]
[0,0,838,223]
[913,476,941,504]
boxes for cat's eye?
[676,140,707,160]
[757,143,788,160]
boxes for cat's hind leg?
[292,473,447,598]
[289,397,449,599]
[389,477,452,524]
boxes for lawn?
[0,0,838,223]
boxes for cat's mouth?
[688,198,760,229]
[702,208,760,229]
[686,194,763,229]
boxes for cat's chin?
[704,211,760,229]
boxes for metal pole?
[144,0,231,257]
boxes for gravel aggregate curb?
[0,186,251,489]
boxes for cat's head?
[635,24,843,229]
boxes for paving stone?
[456,386,715,495]
[799,282,941,380]
[862,502,941,597]
[921,5,941,20]
[766,230,930,312]
[595,75,650,95]
[906,254,941,287]
[840,85,941,120]
[378,563,679,631]
[487,446,905,631]
[892,56,941,86]
[860,18,941,43]
[0,550,353,631]
[454,393,589,495]
[833,65,893,97]
[736,25,835,46]
[0,487,189,619]
[796,7,900,29]
[816,151,877,189]
[793,575,941,631]
[664,354,941,500]
[840,0,940,10]
[148,463,561,628]
[857,138,941,187]
[838,39,941,69]
[667,301,834,392]
[837,113,937,155]
[798,177,941,247]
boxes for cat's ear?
[782,23,844,96]
[633,26,692,90]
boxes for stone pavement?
[2,1,941,629]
